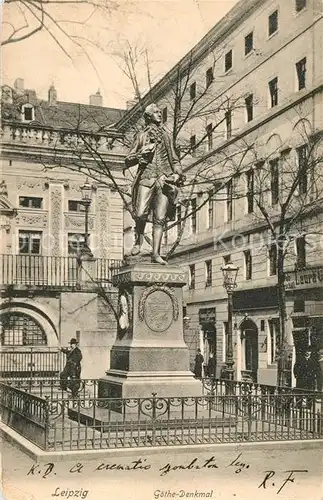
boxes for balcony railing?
[0,347,64,378]
[0,254,123,288]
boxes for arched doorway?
[240,319,258,382]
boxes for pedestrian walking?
[193,349,204,379]
[60,338,82,397]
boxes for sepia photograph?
[1,0,323,498]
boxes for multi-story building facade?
[0,79,125,379]
[118,0,323,385]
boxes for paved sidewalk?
[1,438,322,500]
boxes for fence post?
[44,399,50,451]
[151,392,157,446]
[247,393,252,439]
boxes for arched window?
[0,312,47,346]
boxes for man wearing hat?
[59,338,83,397]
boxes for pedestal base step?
[98,372,203,400]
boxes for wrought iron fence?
[3,377,99,399]
[0,382,49,449]
[1,382,322,451]
[201,378,319,397]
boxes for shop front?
[198,307,216,377]
[286,265,323,390]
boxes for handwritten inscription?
[144,290,173,332]
[258,469,308,495]
[26,455,309,495]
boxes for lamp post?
[80,178,93,258]
[221,261,239,380]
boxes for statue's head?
[144,103,162,126]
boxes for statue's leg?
[152,187,168,265]
[132,184,153,255]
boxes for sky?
[2,0,240,109]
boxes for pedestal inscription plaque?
[144,289,173,332]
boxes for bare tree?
[218,116,323,386]
[2,0,135,59]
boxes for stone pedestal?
[99,263,202,399]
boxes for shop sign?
[285,266,323,290]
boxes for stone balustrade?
[1,123,124,152]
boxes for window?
[296,57,306,90]
[296,236,306,269]
[68,200,86,212]
[269,319,280,364]
[245,32,253,55]
[244,250,252,280]
[19,231,42,254]
[226,179,233,222]
[22,104,34,122]
[68,233,87,255]
[208,190,214,229]
[19,196,43,209]
[245,94,253,122]
[225,110,232,139]
[190,81,196,100]
[294,299,305,313]
[176,205,182,237]
[188,264,195,290]
[296,0,306,12]
[268,10,278,36]
[205,260,212,287]
[1,313,47,346]
[268,77,278,107]
[246,169,254,213]
[225,50,233,72]
[162,106,168,123]
[223,254,231,265]
[270,159,279,205]
[190,134,196,152]
[206,123,213,151]
[191,199,197,234]
[268,243,277,276]
[206,67,214,88]
[297,144,308,194]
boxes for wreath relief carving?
[138,285,179,333]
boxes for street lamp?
[221,261,239,380]
[80,178,93,258]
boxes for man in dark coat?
[293,349,318,391]
[60,338,82,397]
[124,103,184,265]
[194,349,204,379]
